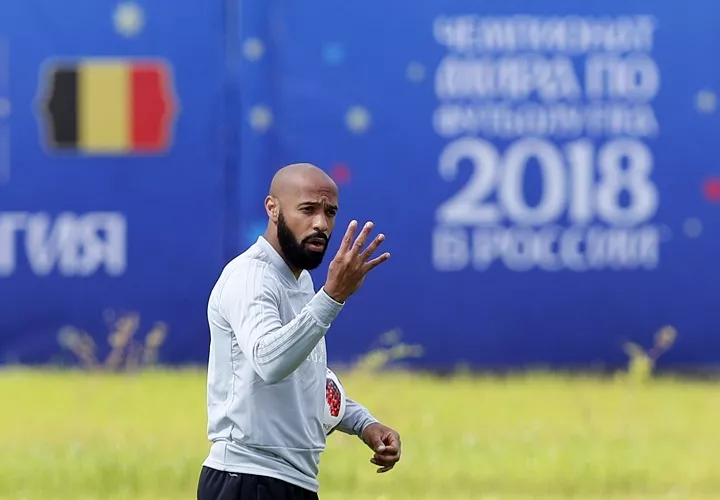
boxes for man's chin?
[301,251,325,270]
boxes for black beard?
[277,211,329,271]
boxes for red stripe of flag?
[130,63,173,151]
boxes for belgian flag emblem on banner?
[38,58,178,155]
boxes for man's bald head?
[263,163,340,273]
[269,163,338,201]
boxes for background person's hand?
[323,220,390,303]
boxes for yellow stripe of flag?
[77,60,130,153]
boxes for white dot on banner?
[113,2,145,37]
[346,106,370,134]
[683,218,703,238]
[322,43,345,65]
[249,105,273,132]
[243,38,265,61]
[406,62,426,83]
[695,90,717,114]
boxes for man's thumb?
[372,437,386,453]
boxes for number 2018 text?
[436,137,659,227]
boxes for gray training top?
[202,235,377,492]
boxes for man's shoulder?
[222,243,275,278]
[211,249,277,308]
[217,242,289,293]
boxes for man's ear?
[265,196,279,222]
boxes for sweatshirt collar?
[256,236,300,285]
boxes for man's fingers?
[370,458,395,473]
[363,252,390,272]
[368,429,400,474]
[372,449,400,464]
[351,221,374,254]
[360,233,385,261]
[337,220,357,254]
[374,451,400,462]
[387,433,401,450]
[376,443,398,456]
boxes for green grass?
[1,368,719,499]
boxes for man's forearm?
[250,288,342,383]
[336,397,378,437]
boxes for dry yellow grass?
[1,368,718,499]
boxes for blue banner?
[1,0,720,370]
[0,1,230,365]
[236,0,720,370]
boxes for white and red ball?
[323,368,347,434]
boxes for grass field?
[1,367,719,500]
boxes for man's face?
[275,186,338,271]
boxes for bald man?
[197,164,401,500]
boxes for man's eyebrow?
[299,201,338,210]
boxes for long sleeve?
[220,260,344,384]
[335,396,378,438]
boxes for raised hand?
[323,220,390,303]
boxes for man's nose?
[313,214,329,233]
